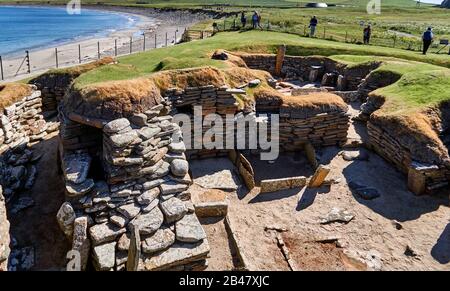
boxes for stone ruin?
[57,97,209,271]
[1,47,448,271]
[0,84,59,270]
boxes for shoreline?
[0,5,211,82]
[0,5,158,58]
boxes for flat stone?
[131,206,164,235]
[136,188,160,205]
[65,179,95,198]
[320,207,354,224]
[56,202,76,239]
[349,182,380,200]
[63,153,91,184]
[71,217,90,271]
[116,251,128,266]
[116,203,141,220]
[164,152,186,162]
[170,174,192,185]
[141,240,210,271]
[175,213,206,243]
[142,227,175,254]
[110,215,129,228]
[168,141,186,153]
[138,127,161,141]
[104,118,130,134]
[89,222,126,245]
[141,198,159,213]
[117,233,130,251]
[142,178,165,191]
[170,159,189,177]
[93,242,116,271]
[130,113,148,127]
[152,161,171,178]
[159,181,189,195]
[160,197,187,223]
[108,130,139,148]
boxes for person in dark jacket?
[309,16,318,37]
[240,12,247,28]
[422,27,434,55]
[363,25,372,44]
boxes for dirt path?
[225,105,450,270]
[8,132,69,270]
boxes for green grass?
[2,0,449,53]
[74,30,450,86]
[70,30,450,115]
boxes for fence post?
[115,39,117,56]
[393,35,397,47]
[174,30,177,44]
[345,31,348,42]
[55,48,59,68]
[224,18,226,31]
[323,26,326,39]
[97,42,100,59]
[130,37,133,54]
[25,50,30,73]
[165,32,168,47]
[143,33,146,51]
[155,34,157,48]
[78,44,81,63]
[0,56,3,81]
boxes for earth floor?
[5,102,450,271]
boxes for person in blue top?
[252,11,259,29]
[422,27,434,55]
[309,16,318,37]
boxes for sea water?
[0,6,138,56]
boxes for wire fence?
[211,16,450,55]
[2,16,449,82]
[0,27,185,82]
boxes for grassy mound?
[0,83,32,111]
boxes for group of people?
[308,16,434,55]
[240,11,263,29]
[238,13,435,55]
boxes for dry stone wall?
[279,109,350,151]
[368,121,450,194]
[58,98,209,271]
[0,85,59,203]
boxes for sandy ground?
[206,102,450,271]
[200,217,240,271]
[1,5,210,82]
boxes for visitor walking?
[363,25,372,44]
[422,27,434,55]
[309,16,318,37]
[257,12,263,29]
[241,12,247,28]
[252,11,259,29]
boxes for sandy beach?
[0,5,211,82]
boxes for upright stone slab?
[126,224,140,271]
[275,44,286,76]
[308,165,331,188]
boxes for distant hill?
[442,0,450,8]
